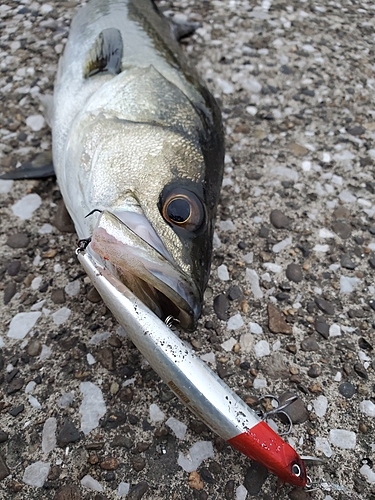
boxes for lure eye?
[291,464,301,477]
[161,189,204,232]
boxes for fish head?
[60,69,224,331]
[89,178,213,331]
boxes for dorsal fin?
[84,28,123,78]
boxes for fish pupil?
[167,198,191,223]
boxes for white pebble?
[339,190,356,203]
[322,152,331,162]
[52,307,71,325]
[270,166,298,181]
[227,314,244,330]
[213,232,221,248]
[340,275,360,293]
[334,372,342,382]
[246,106,258,116]
[41,4,53,13]
[42,417,57,454]
[302,44,315,52]
[177,441,214,472]
[87,353,96,365]
[263,263,282,273]
[315,437,332,458]
[80,382,106,434]
[301,160,311,171]
[29,395,41,408]
[313,395,328,417]
[25,381,36,394]
[319,228,335,238]
[243,252,254,264]
[81,475,103,492]
[360,400,375,417]
[249,322,263,334]
[23,461,50,487]
[200,352,215,364]
[64,280,81,297]
[0,337,4,349]
[329,324,341,337]
[313,244,329,253]
[360,464,375,484]
[89,331,111,345]
[246,269,263,299]
[8,312,41,339]
[254,340,270,358]
[273,340,281,351]
[240,333,253,353]
[219,220,236,231]
[31,300,46,311]
[38,223,53,234]
[166,417,187,439]
[236,485,248,500]
[216,77,234,94]
[0,179,13,193]
[117,482,130,497]
[58,392,74,408]
[221,337,237,352]
[40,345,52,361]
[331,175,343,185]
[31,277,42,290]
[11,193,42,219]
[329,429,356,449]
[253,377,267,389]
[272,237,292,253]
[333,150,355,161]
[26,114,45,131]
[242,78,262,93]
[217,264,230,281]
[149,403,165,422]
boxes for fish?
[51,0,225,332]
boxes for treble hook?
[76,237,92,254]
[251,394,298,436]
[164,316,180,328]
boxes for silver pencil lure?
[77,247,307,487]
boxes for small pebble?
[329,429,356,449]
[308,364,322,378]
[286,263,303,283]
[267,303,292,334]
[244,462,268,495]
[213,294,229,320]
[270,209,291,229]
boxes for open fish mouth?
[88,209,201,331]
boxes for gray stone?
[244,462,268,495]
[270,209,291,229]
[6,233,29,248]
[315,297,335,315]
[286,263,303,283]
[340,254,355,270]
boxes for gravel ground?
[1,0,375,499]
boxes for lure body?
[78,247,307,487]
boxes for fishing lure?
[77,245,308,487]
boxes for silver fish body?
[53,0,224,330]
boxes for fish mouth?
[88,209,201,331]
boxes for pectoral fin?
[0,151,55,180]
[84,28,123,78]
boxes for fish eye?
[161,189,204,232]
[291,464,301,477]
